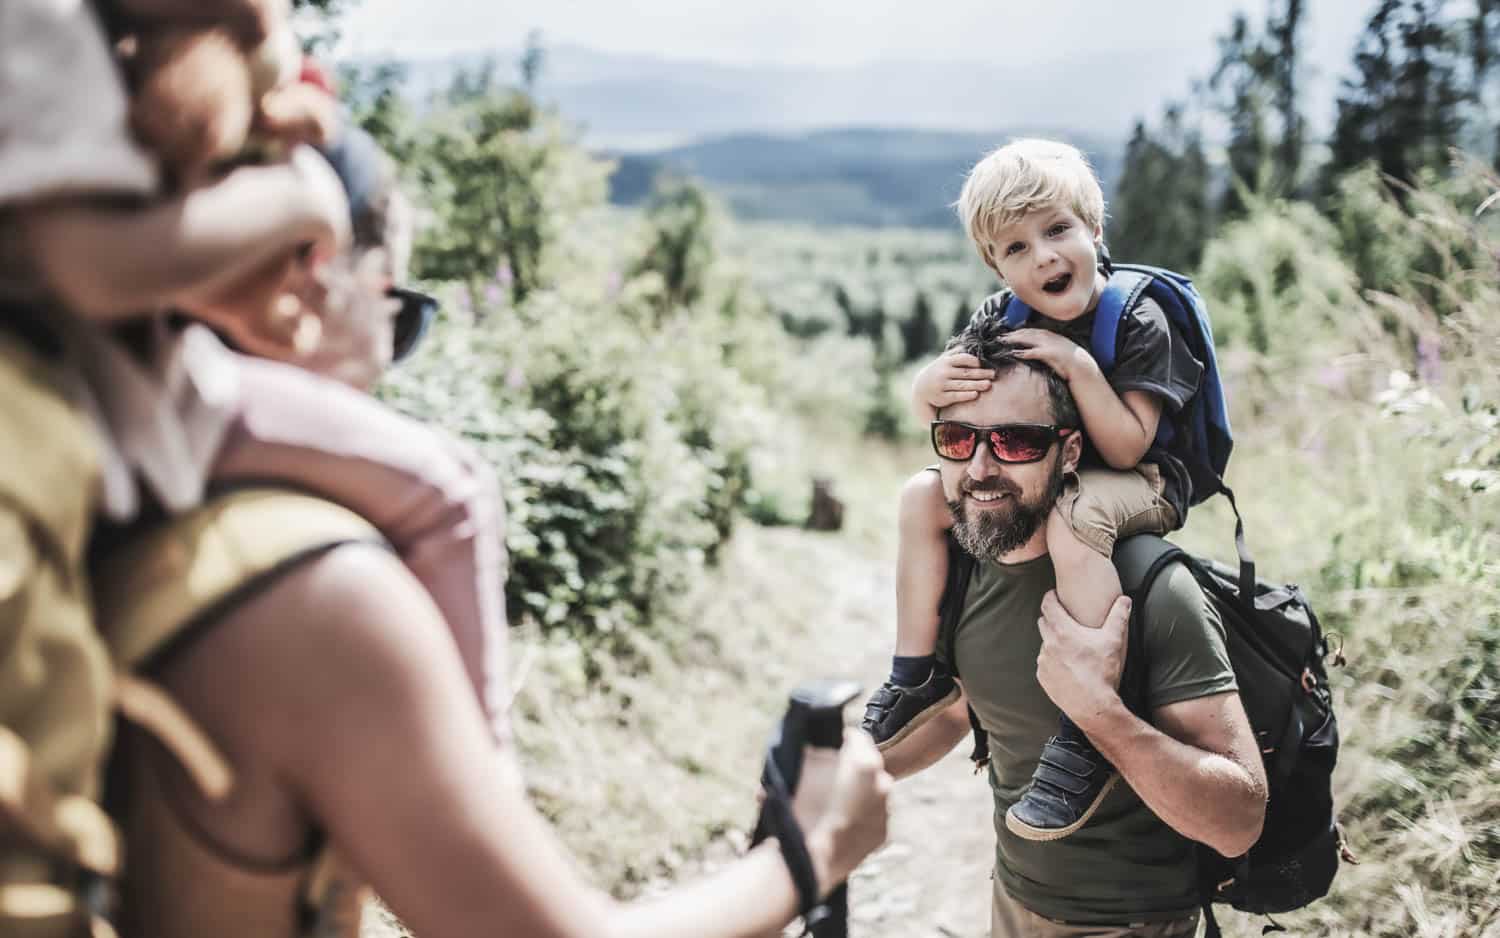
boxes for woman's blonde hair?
[955,138,1106,273]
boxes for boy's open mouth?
[1042,272,1072,295]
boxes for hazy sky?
[337,1,1377,79]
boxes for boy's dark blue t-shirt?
[1027,296,1204,523]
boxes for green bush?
[1196,197,1361,359]
[382,173,878,653]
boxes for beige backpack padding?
[91,487,384,938]
[0,331,119,938]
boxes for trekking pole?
[752,679,862,938]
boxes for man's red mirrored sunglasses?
[930,421,1076,464]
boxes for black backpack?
[938,502,1349,936]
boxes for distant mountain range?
[373,43,1130,227]
[608,127,1123,228]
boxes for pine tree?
[1267,0,1307,194]
[520,30,545,94]
[1211,14,1274,219]
[1109,109,1211,272]
[900,292,938,362]
[410,50,597,309]
[1464,0,1500,162]
[951,299,974,341]
[1112,122,1167,262]
[338,61,415,166]
[1327,0,1468,189]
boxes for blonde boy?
[862,139,1203,841]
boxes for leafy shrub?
[383,189,866,651]
[1196,197,1361,359]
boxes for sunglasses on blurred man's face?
[388,287,438,362]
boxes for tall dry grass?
[1186,166,1500,937]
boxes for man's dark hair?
[319,121,402,252]
[946,307,1081,428]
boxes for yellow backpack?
[0,330,117,938]
[90,488,385,938]
[0,339,385,938]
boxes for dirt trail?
[822,556,996,938]
[635,525,1001,937]
[663,516,1002,930]
[847,737,995,938]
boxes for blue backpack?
[1000,263,1233,506]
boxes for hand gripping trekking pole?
[751,679,861,938]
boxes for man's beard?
[948,457,1066,560]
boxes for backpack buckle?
[1300,667,1318,694]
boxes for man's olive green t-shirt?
[941,553,1237,925]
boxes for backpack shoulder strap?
[1000,292,1029,330]
[937,530,976,679]
[1091,269,1153,373]
[1111,534,1190,711]
[93,488,386,671]
[1113,533,1187,599]
[931,514,983,769]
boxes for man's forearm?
[881,697,969,779]
[1082,699,1265,857]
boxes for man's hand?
[910,349,994,421]
[1034,591,1131,731]
[1001,328,1096,384]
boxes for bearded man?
[879,319,1267,938]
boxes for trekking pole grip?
[754,679,861,938]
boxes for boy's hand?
[1002,328,1097,383]
[910,349,995,421]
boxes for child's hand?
[189,247,322,359]
[1001,328,1096,383]
[910,349,995,421]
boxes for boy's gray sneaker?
[860,669,959,751]
[1004,727,1119,841]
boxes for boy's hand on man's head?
[910,349,995,421]
[1000,328,1097,384]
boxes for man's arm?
[1033,592,1267,858]
[1082,691,1265,857]
[879,693,970,780]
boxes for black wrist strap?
[753,756,821,918]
